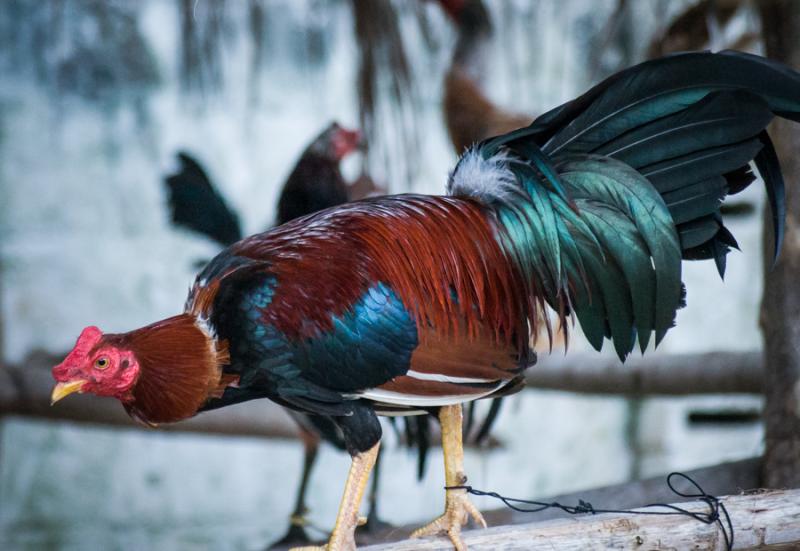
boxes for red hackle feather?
[101,314,230,424]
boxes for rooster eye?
[94,357,110,370]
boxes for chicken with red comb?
[52,51,797,550]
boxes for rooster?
[52,51,795,550]
[437,0,532,154]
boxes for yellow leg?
[411,404,486,550]
[290,441,380,551]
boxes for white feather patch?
[357,384,504,408]
[405,370,495,384]
[447,148,518,203]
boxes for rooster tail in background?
[164,152,243,247]
[449,50,796,361]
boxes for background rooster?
[436,0,562,427]
[164,122,368,247]
[437,0,532,154]
[51,51,796,551]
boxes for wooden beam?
[527,351,762,395]
[361,488,800,550]
[1,347,763,441]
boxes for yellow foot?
[410,488,487,551]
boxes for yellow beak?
[50,380,87,405]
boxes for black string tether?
[444,471,734,551]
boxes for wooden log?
[0,347,764,440]
[362,488,800,550]
[527,351,762,395]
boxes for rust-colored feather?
[104,314,229,424]
[229,195,537,354]
[409,325,524,380]
[378,376,493,397]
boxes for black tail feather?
[164,152,243,247]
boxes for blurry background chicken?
[436,0,532,154]
[164,122,374,248]
[436,0,564,398]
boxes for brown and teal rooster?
[52,52,795,550]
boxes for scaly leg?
[360,448,392,535]
[291,441,380,551]
[411,404,486,551]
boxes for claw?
[411,487,486,550]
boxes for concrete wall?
[0,1,766,548]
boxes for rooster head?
[311,122,364,161]
[50,326,140,404]
[50,315,229,424]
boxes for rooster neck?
[114,313,232,425]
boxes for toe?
[410,515,446,538]
[463,499,487,529]
[446,529,468,551]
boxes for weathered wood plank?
[362,488,800,550]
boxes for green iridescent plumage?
[458,50,798,361]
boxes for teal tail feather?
[449,51,799,360]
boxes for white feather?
[447,148,518,203]
[357,384,504,408]
[405,370,494,384]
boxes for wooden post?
[361,488,800,550]
[757,0,800,488]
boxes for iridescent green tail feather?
[450,51,799,360]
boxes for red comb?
[52,326,103,379]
